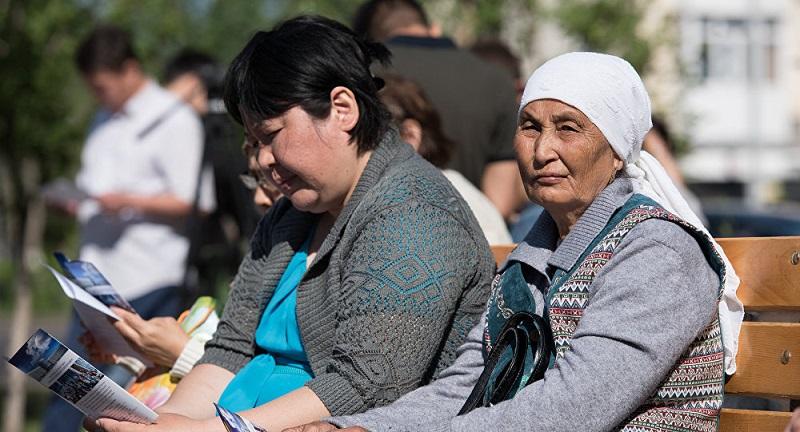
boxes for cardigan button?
[781,350,792,365]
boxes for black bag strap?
[458,311,554,416]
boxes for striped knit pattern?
[548,199,725,432]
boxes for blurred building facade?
[495,0,800,206]
[675,0,800,205]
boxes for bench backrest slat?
[720,408,791,431]
[717,237,800,310]
[724,322,800,398]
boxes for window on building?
[695,16,779,83]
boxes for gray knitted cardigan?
[198,129,495,416]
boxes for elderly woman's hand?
[111,306,189,368]
[282,422,368,432]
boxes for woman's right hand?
[111,306,189,368]
[110,307,189,368]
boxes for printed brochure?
[54,252,135,312]
[46,252,151,365]
[8,329,157,423]
[215,403,267,432]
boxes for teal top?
[217,233,314,412]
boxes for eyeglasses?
[241,134,264,158]
[239,169,273,192]
[240,136,282,200]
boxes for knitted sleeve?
[195,254,260,374]
[196,206,276,374]
[305,200,482,416]
[329,317,487,430]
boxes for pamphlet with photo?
[8,329,157,423]
[215,403,267,432]
[45,260,151,365]
[54,252,135,312]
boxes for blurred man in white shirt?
[42,25,212,432]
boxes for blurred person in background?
[470,37,544,241]
[82,53,278,406]
[379,74,511,244]
[163,49,260,303]
[352,0,527,221]
[96,15,494,432]
[642,116,705,222]
[42,25,212,432]
[470,37,525,104]
[240,134,283,212]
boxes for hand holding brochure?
[8,329,157,423]
[47,252,151,366]
[127,296,220,410]
[215,403,267,432]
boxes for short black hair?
[224,15,392,154]
[75,25,138,75]
[352,0,429,41]
[164,49,225,99]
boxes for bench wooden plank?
[724,322,800,399]
[720,408,791,432]
[491,244,514,267]
[717,237,800,311]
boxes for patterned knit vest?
[547,194,726,432]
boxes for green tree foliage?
[99,0,271,75]
[0,0,94,191]
[194,0,271,63]
[1,4,96,428]
[552,0,650,72]
[0,0,96,266]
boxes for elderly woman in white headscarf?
[290,52,743,432]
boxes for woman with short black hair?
[97,15,494,432]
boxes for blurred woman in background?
[378,74,511,245]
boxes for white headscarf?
[520,52,743,375]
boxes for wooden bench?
[490,236,800,432]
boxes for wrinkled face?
[515,99,623,216]
[82,69,134,112]
[242,106,363,215]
